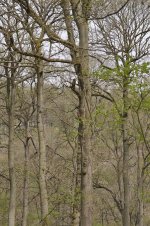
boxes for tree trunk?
[36,60,50,226]
[61,2,81,225]
[72,100,82,226]
[136,148,143,226]
[122,77,130,226]
[78,22,93,226]
[136,179,143,226]
[62,0,93,225]
[7,75,16,226]
[22,122,30,226]
[72,151,81,226]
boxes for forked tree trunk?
[62,1,93,225]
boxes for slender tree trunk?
[72,101,82,226]
[72,156,81,226]
[22,122,30,226]
[122,77,130,226]
[117,159,124,212]
[7,75,16,226]
[136,177,143,226]
[136,148,143,226]
[36,60,50,226]
[80,78,92,226]
[122,126,130,226]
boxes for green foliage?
[93,68,113,81]
[137,62,150,74]
[93,61,150,87]
[141,96,150,111]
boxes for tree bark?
[22,122,30,226]
[7,72,16,226]
[122,76,130,226]
[36,60,50,226]
[62,1,93,225]
[77,20,93,226]
[136,148,143,226]
[72,150,81,226]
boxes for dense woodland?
[0,0,150,226]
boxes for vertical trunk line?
[8,76,16,226]
[122,77,130,226]
[36,61,50,226]
[22,122,30,226]
[78,21,93,226]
